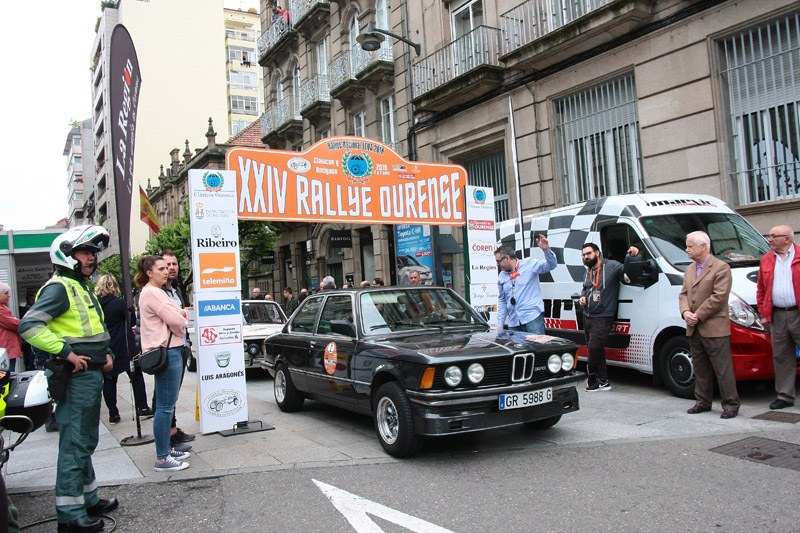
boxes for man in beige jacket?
[678,231,740,418]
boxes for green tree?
[97,252,142,293]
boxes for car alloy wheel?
[372,382,422,457]
[273,364,304,412]
[376,396,399,445]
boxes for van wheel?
[659,337,695,399]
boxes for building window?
[718,12,800,205]
[293,64,301,116]
[229,71,258,90]
[231,95,259,115]
[465,152,509,222]
[228,45,255,64]
[231,120,251,135]
[319,129,331,141]
[73,137,81,145]
[554,72,642,205]
[381,94,397,146]
[354,110,366,137]
[74,156,82,164]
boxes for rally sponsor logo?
[198,299,241,317]
[204,389,245,417]
[198,252,238,289]
[472,188,487,204]
[342,151,372,184]
[203,171,224,192]
[288,157,312,173]
[468,219,494,231]
[194,202,205,219]
[199,324,241,346]
[324,342,338,375]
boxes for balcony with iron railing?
[411,25,503,113]
[329,53,365,104]
[300,75,331,125]
[257,18,297,64]
[499,0,652,70]
[261,96,303,145]
[353,36,394,87]
[290,0,329,37]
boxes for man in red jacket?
[756,225,800,410]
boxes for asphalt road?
[9,367,800,532]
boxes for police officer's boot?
[57,514,103,532]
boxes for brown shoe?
[686,404,711,414]
[720,409,738,419]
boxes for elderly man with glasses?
[757,225,800,410]
[494,236,556,335]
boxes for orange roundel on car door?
[324,342,338,375]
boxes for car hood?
[244,323,283,340]
[362,328,578,363]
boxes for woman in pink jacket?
[134,256,190,472]
[0,282,22,371]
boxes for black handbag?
[137,332,172,375]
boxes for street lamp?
[356,22,420,56]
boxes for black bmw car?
[262,286,583,457]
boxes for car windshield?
[242,301,285,324]
[359,288,479,334]
[642,213,770,272]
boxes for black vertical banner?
[109,24,141,306]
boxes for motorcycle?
[0,348,53,531]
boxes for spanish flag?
[139,185,161,234]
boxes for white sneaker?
[155,456,189,472]
[169,448,190,460]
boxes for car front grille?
[431,353,552,389]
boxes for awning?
[438,234,463,254]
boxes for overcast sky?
[0,0,259,232]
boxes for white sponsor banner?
[194,292,248,433]
[465,186,498,328]
[189,170,242,293]
[189,169,248,433]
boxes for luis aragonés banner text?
[227,137,467,225]
[188,169,249,433]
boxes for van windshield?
[641,213,769,272]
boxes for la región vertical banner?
[109,24,142,305]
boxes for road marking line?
[313,479,455,533]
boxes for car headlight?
[444,365,462,387]
[561,352,575,372]
[728,292,766,331]
[547,354,562,374]
[467,363,484,384]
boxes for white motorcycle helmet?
[50,225,110,276]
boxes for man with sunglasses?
[756,225,800,410]
[494,237,556,335]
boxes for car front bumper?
[405,372,583,437]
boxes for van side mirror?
[627,258,658,287]
[330,320,356,337]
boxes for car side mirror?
[330,320,356,337]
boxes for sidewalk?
[5,368,798,492]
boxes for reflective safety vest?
[37,275,109,349]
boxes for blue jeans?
[153,347,184,459]
[509,313,546,335]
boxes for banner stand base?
[121,434,155,446]
[218,419,273,437]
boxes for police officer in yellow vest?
[19,225,118,533]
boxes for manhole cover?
[710,436,800,471]
[751,411,800,424]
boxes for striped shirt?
[771,245,797,308]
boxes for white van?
[495,193,794,398]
